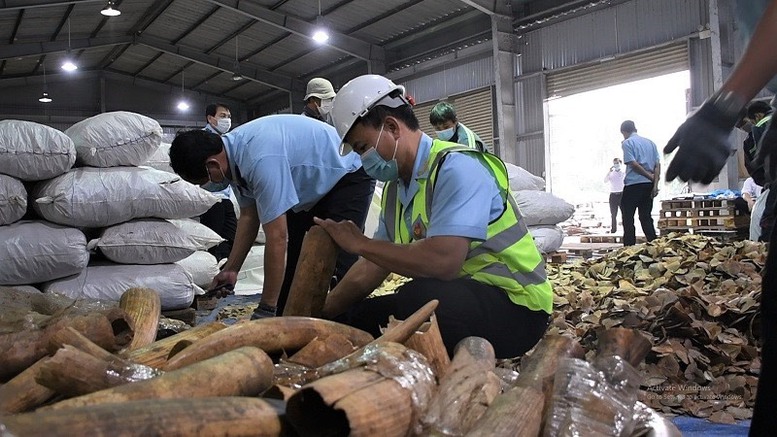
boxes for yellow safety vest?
[457,123,486,152]
[381,140,553,313]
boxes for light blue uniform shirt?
[374,133,503,242]
[222,114,362,224]
[622,133,660,186]
[202,123,234,200]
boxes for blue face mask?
[436,126,455,141]
[361,124,398,182]
[202,166,231,192]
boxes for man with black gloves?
[664,1,777,433]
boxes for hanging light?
[176,70,189,112]
[100,1,121,17]
[38,63,52,103]
[231,36,243,81]
[61,18,78,72]
[311,0,329,43]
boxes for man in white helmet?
[315,74,553,358]
[302,77,336,124]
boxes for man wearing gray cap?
[303,77,336,124]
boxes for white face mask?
[318,99,333,115]
[216,118,232,133]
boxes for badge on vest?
[412,217,427,239]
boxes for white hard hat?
[331,74,409,155]
[304,77,336,101]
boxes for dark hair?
[206,103,230,118]
[747,101,773,119]
[620,120,637,134]
[357,104,420,132]
[169,130,224,182]
[429,102,457,125]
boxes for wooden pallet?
[579,234,647,244]
[544,251,568,264]
[560,242,622,260]
[661,198,737,210]
[660,207,743,219]
[659,227,748,242]
[657,215,749,230]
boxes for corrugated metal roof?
[0,0,587,106]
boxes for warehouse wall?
[381,0,727,180]
[0,71,248,131]
[513,0,723,179]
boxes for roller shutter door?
[546,43,689,99]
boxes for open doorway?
[545,70,691,227]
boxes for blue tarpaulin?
[673,416,751,436]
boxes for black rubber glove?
[664,91,745,184]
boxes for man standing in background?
[302,77,336,124]
[201,103,237,260]
[429,102,489,152]
[619,120,660,246]
[604,157,625,234]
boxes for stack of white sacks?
[0,112,224,310]
[506,163,574,255]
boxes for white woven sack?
[92,219,197,264]
[167,218,225,251]
[33,167,220,227]
[42,262,198,310]
[0,174,27,225]
[141,142,173,173]
[65,111,162,167]
[176,251,219,290]
[0,221,89,285]
[513,190,575,226]
[0,120,76,181]
[234,244,265,296]
[528,225,565,254]
[505,162,545,192]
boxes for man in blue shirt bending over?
[169,115,373,318]
[620,120,660,246]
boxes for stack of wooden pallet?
[658,198,749,240]
[579,234,647,244]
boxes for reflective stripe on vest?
[459,124,485,152]
[381,140,553,313]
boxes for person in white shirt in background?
[743,176,766,241]
[604,157,626,233]
[201,103,237,261]
[742,176,763,211]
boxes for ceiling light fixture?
[232,36,243,81]
[311,0,329,44]
[61,18,78,72]
[38,63,52,103]
[100,1,121,17]
[177,70,189,112]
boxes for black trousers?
[751,114,777,436]
[275,168,375,314]
[198,199,237,261]
[609,192,623,232]
[619,183,657,246]
[336,277,550,359]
